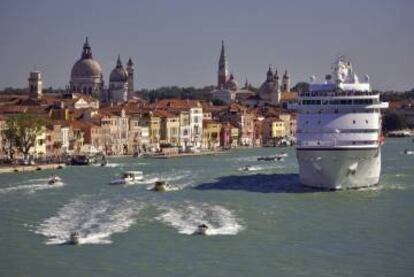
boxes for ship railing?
[300,90,379,98]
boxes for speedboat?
[257,153,287,161]
[194,224,209,235]
[152,181,174,192]
[110,171,143,185]
[404,149,414,155]
[242,165,252,171]
[48,175,62,185]
[69,232,80,245]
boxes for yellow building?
[158,111,180,146]
[202,120,222,150]
[29,126,46,158]
[272,120,287,138]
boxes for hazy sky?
[0,0,413,91]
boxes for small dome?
[109,56,128,82]
[225,74,238,91]
[71,58,102,78]
[258,80,276,101]
[110,67,128,82]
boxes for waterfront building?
[157,110,180,146]
[70,37,104,99]
[202,120,222,150]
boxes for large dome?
[71,58,102,78]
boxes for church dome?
[109,55,128,82]
[225,74,239,91]
[71,58,102,78]
[258,81,276,101]
[70,37,102,79]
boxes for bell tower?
[28,71,42,99]
[282,70,290,92]
[127,58,134,97]
[217,40,228,89]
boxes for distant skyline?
[0,0,413,91]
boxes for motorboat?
[69,232,80,245]
[48,175,62,185]
[152,181,174,192]
[194,224,209,235]
[110,171,143,185]
[242,165,252,171]
[404,149,414,155]
[257,152,287,161]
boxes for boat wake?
[156,202,243,236]
[238,164,282,172]
[34,197,143,245]
[0,178,65,194]
[133,170,193,188]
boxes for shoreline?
[0,163,66,174]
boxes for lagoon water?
[0,138,413,276]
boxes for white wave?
[0,179,65,194]
[157,202,243,236]
[105,163,121,168]
[34,198,143,245]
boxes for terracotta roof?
[155,99,202,110]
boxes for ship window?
[334,109,338,113]
[352,141,356,145]
[317,141,320,145]
[322,100,328,105]
[318,121,321,124]
[305,120,309,125]
[353,120,356,124]
[365,120,368,124]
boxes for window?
[353,120,356,124]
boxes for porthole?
[353,120,356,124]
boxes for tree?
[382,112,407,132]
[3,114,47,159]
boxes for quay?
[0,163,66,174]
[143,151,228,159]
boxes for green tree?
[382,112,407,132]
[3,114,47,159]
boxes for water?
[0,138,413,276]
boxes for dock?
[143,151,228,159]
[0,163,66,174]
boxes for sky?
[0,0,413,91]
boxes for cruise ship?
[290,57,388,190]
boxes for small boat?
[257,152,288,161]
[404,149,414,155]
[194,224,209,235]
[69,232,80,245]
[48,175,62,185]
[152,181,174,192]
[110,171,143,185]
[242,165,252,171]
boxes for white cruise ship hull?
[297,148,381,190]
